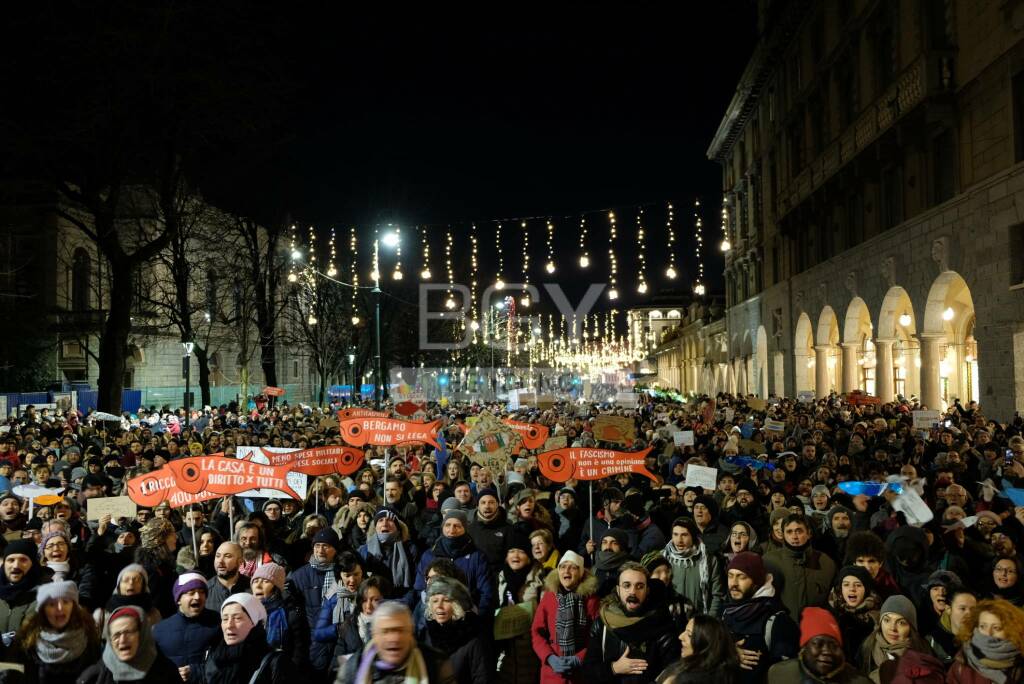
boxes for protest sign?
[339,417,441,449]
[684,464,719,490]
[262,386,286,397]
[536,446,656,482]
[337,408,390,420]
[912,410,941,429]
[765,419,786,434]
[459,410,520,475]
[502,420,550,450]
[615,392,639,408]
[506,390,520,411]
[542,435,568,451]
[797,391,816,403]
[673,431,695,447]
[591,415,636,445]
[737,439,767,454]
[87,495,137,521]
[747,397,767,411]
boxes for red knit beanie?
[726,552,766,587]
[800,606,842,647]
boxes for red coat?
[531,571,601,684]
[946,649,1024,684]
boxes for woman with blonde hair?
[530,529,559,571]
[948,598,1024,683]
[11,580,100,683]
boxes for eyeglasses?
[110,628,139,642]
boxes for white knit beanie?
[222,592,267,626]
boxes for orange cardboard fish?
[165,456,303,499]
[249,445,365,475]
[337,408,390,420]
[339,417,441,449]
[502,420,550,450]
[536,446,657,483]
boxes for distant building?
[707,0,1024,417]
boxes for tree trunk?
[256,297,278,386]
[96,265,134,414]
[318,369,327,406]
[196,345,212,407]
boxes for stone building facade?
[707,0,1024,419]
[652,300,729,395]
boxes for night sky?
[203,4,759,308]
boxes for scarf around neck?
[965,629,1021,684]
[354,643,428,684]
[101,620,157,681]
[366,532,414,588]
[35,627,87,664]
[595,549,629,572]
[871,631,909,667]
[556,586,587,656]
[435,534,471,559]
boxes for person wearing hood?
[919,569,964,638]
[580,561,680,683]
[660,517,724,617]
[358,508,417,603]
[202,593,285,683]
[844,531,900,601]
[856,594,934,681]
[336,501,375,551]
[251,561,309,672]
[532,551,601,684]
[0,539,45,640]
[759,508,788,554]
[77,605,180,683]
[467,486,514,573]
[722,552,798,684]
[418,576,488,684]
[616,490,666,558]
[691,496,729,556]
[414,507,494,614]
[826,565,882,665]
[495,531,546,684]
[947,597,1024,683]
[152,573,220,684]
[884,525,935,607]
[724,521,758,561]
[11,580,101,684]
[767,607,872,684]
[553,486,585,554]
[763,512,836,620]
[806,485,833,532]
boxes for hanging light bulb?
[637,282,648,294]
[445,297,456,310]
[327,265,337,277]
[579,255,590,268]
[287,272,298,283]
[291,249,302,261]
[545,261,555,274]
[608,287,619,300]
[470,320,480,331]
[351,315,360,325]
[942,307,954,321]
[720,238,731,252]
[666,266,677,279]
[308,315,317,325]
[420,267,432,279]
[520,294,531,307]
[495,278,505,290]
[898,313,912,327]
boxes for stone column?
[919,333,944,411]
[841,342,859,393]
[875,338,895,402]
[815,346,831,399]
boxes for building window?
[71,248,90,312]
[932,129,956,205]
[880,165,903,229]
[1010,223,1024,287]
[1013,70,1024,163]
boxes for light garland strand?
[420,226,432,280]
[665,202,677,279]
[636,208,647,294]
[349,227,360,325]
[720,196,731,251]
[545,218,556,274]
[392,228,403,280]
[693,198,705,295]
[520,220,530,307]
[607,211,618,300]
[444,229,455,310]
[578,215,589,268]
[495,222,505,290]
[470,224,479,339]
[327,228,337,277]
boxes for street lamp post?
[373,231,400,410]
[182,341,194,429]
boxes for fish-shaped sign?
[725,456,776,471]
[502,420,550,450]
[837,481,904,497]
[243,445,366,475]
[339,417,441,449]
[337,408,390,421]
[125,453,336,508]
[394,400,425,417]
[536,446,657,483]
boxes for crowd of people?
[0,392,1021,683]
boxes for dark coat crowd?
[0,393,1022,683]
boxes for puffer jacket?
[286,561,337,673]
[532,571,601,684]
[151,609,220,684]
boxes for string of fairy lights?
[284,198,716,370]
